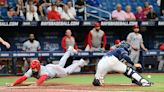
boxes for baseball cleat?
[67,46,78,55]
[132,79,154,87]
[141,82,154,87]
[78,59,89,67]
[92,77,104,86]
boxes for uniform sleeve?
[22,42,26,51]
[40,66,49,76]
[102,32,107,48]
[110,46,116,51]
[37,42,41,51]
[36,74,48,85]
[112,11,116,18]
[120,49,128,55]
[36,66,49,85]
[24,69,32,78]
[122,54,134,66]
[13,76,27,86]
[87,32,92,48]
[124,11,129,19]
[73,37,78,50]
[126,33,131,41]
[140,34,143,43]
[131,13,136,20]
[61,36,67,51]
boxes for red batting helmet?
[115,39,121,45]
[30,59,41,71]
[133,25,139,29]
[94,22,101,27]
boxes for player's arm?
[122,53,141,68]
[141,42,148,52]
[140,35,148,51]
[102,33,107,50]
[127,34,138,51]
[47,12,52,20]
[0,37,10,48]
[122,53,134,66]
[22,42,27,51]
[61,36,67,51]
[36,74,48,85]
[72,37,79,50]
[74,40,79,50]
[12,76,28,86]
[10,69,33,86]
[87,32,92,48]
[37,42,41,51]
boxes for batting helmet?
[114,39,121,45]
[94,22,101,27]
[133,25,139,29]
[30,59,41,71]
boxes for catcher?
[92,42,153,86]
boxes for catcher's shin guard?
[123,66,135,78]
[124,66,153,86]
[132,78,154,86]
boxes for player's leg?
[111,57,127,73]
[46,64,67,78]
[110,57,153,86]
[158,56,164,71]
[134,51,140,64]
[64,59,86,74]
[129,50,137,64]
[123,66,153,86]
[58,46,76,68]
[93,56,112,86]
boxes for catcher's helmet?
[118,41,130,53]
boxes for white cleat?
[67,46,74,51]
[67,46,78,55]
[78,59,89,67]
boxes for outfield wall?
[0,21,163,75]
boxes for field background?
[0,73,163,92]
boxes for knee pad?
[92,78,104,86]
[124,66,135,78]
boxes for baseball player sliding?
[8,46,87,86]
[92,42,153,87]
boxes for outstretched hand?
[6,83,14,87]
[29,83,38,86]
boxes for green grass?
[0,73,164,91]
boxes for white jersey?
[24,64,67,79]
[24,66,49,79]
[23,40,41,52]
[127,32,143,50]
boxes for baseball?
[147,75,151,78]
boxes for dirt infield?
[0,83,140,92]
